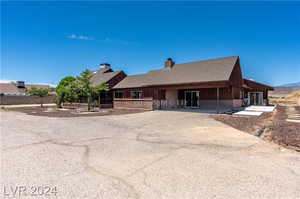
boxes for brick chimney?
[100,63,111,69]
[165,58,175,69]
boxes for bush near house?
[26,87,50,107]
[56,69,109,111]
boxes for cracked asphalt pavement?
[1,110,300,199]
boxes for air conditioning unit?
[16,81,25,88]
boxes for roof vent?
[100,63,111,69]
[165,58,175,69]
[16,81,25,88]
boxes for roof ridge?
[174,56,238,66]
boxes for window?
[130,91,143,99]
[240,91,244,99]
[114,91,124,98]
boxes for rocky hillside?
[269,87,300,97]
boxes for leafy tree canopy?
[56,69,110,110]
[56,76,77,90]
[55,76,79,107]
[26,87,49,97]
[26,87,50,107]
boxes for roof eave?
[113,80,230,89]
[244,79,274,90]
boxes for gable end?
[229,57,243,87]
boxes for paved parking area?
[1,110,300,199]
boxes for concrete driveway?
[1,110,300,199]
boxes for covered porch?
[153,82,242,111]
[242,79,274,106]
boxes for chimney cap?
[100,63,111,69]
[100,63,110,67]
[165,58,175,68]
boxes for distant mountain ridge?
[276,81,300,88]
[270,81,300,97]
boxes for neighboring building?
[0,81,51,95]
[112,56,273,110]
[90,63,127,108]
[0,81,54,105]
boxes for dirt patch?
[264,106,300,151]
[3,106,147,117]
[211,112,273,135]
[211,106,300,151]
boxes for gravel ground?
[1,110,300,199]
[212,106,300,151]
[266,106,300,150]
[211,112,273,135]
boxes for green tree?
[55,76,78,108]
[26,87,50,107]
[77,70,93,110]
[77,69,109,111]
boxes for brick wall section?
[0,95,55,105]
[114,98,153,110]
[153,99,242,110]
[114,98,242,110]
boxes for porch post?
[217,87,220,113]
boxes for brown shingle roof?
[0,83,50,95]
[90,68,123,87]
[114,56,238,89]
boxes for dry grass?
[269,90,300,105]
[286,90,300,100]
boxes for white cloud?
[67,34,94,40]
[66,34,138,45]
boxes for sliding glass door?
[185,91,200,108]
[248,92,263,105]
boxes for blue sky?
[1,1,300,86]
